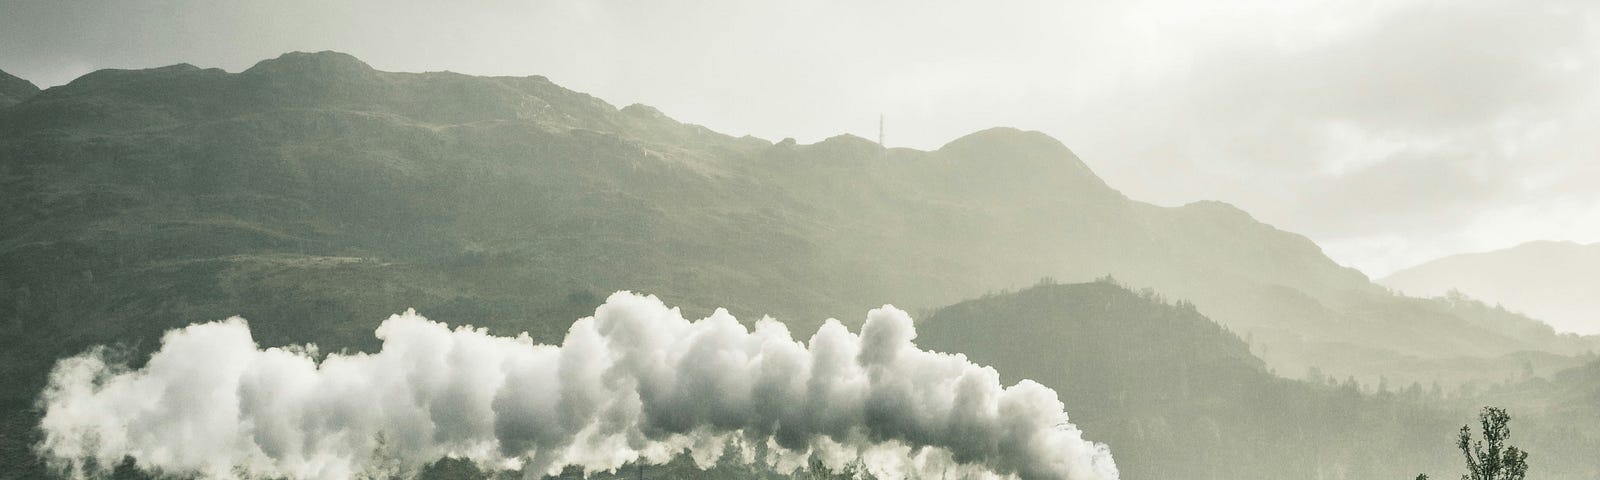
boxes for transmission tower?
[878,114,885,147]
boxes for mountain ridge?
[1384,240,1600,335]
[3,50,1597,477]
[3,51,1588,384]
[915,281,1600,480]
[0,69,39,108]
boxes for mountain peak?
[934,127,1113,196]
[1513,239,1593,251]
[942,126,1048,144]
[938,127,1070,155]
[937,127,1094,170]
[0,69,40,108]
[1383,239,1600,335]
[620,103,666,119]
[69,63,204,83]
[243,51,376,77]
[815,133,879,148]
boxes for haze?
[8,3,1600,477]
[5,0,1598,276]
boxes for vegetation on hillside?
[916,280,1599,479]
[3,53,1598,478]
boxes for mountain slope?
[2,51,1597,477]
[916,281,1454,479]
[0,69,39,108]
[1384,240,1600,335]
[5,52,1584,386]
[916,281,1598,480]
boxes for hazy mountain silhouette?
[0,69,39,108]
[1384,240,1600,335]
[3,51,1598,478]
[917,280,1600,480]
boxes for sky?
[2,0,1597,276]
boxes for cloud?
[1064,0,1600,274]
[36,292,1118,480]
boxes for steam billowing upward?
[36,292,1118,480]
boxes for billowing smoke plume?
[37,292,1118,480]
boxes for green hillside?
[917,280,1600,479]
[2,51,1597,478]
[0,70,38,109]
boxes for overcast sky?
[3,0,1597,276]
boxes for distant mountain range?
[1384,240,1600,335]
[2,52,1598,478]
[916,281,1599,480]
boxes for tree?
[1456,407,1528,480]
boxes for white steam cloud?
[37,292,1118,480]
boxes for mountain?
[1384,240,1600,335]
[1464,357,1600,479]
[916,281,1600,480]
[425,281,1600,479]
[916,281,1448,479]
[0,70,40,108]
[2,51,1597,477]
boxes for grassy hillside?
[917,280,1600,480]
[0,70,37,108]
[2,51,1596,477]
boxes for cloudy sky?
[3,0,1597,276]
